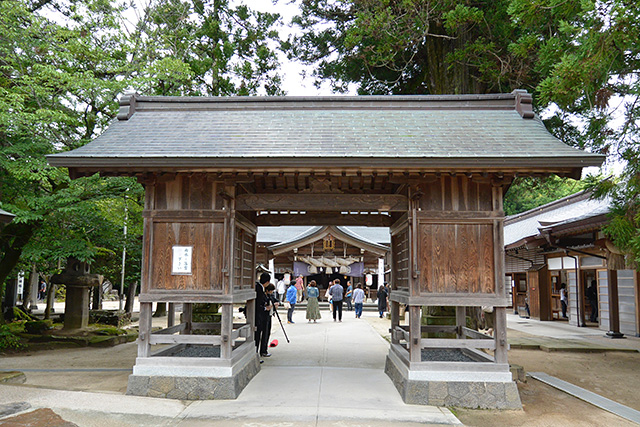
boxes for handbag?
[284,301,291,309]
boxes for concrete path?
[0,308,461,426]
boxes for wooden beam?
[416,210,504,221]
[409,306,421,363]
[254,213,394,227]
[420,338,496,350]
[150,334,222,345]
[456,306,466,339]
[236,193,408,212]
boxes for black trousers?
[333,300,343,321]
[255,316,271,355]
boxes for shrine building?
[48,91,603,408]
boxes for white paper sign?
[172,246,193,275]
[17,271,24,296]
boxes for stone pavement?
[506,313,640,353]
[0,307,461,426]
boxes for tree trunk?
[153,302,167,317]
[125,281,137,314]
[91,285,102,310]
[0,222,37,322]
[44,283,56,320]
[21,263,38,312]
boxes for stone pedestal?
[385,352,522,409]
[64,286,91,329]
[126,343,260,399]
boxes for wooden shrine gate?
[48,92,602,407]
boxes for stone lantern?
[51,258,103,330]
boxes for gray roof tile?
[48,93,604,172]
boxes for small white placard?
[172,246,193,275]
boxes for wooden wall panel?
[211,223,224,288]
[150,222,223,291]
[151,174,218,210]
[155,182,167,209]
[418,223,495,295]
[233,226,257,289]
[418,176,495,212]
[392,228,410,290]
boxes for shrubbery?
[0,324,25,351]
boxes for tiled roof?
[504,191,610,247]
[47,92,604,173]
[257,226,390,245]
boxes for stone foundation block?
[126,354,260,400]
[385,355,522,410]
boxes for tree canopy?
[287,0,639,265]
[0,0,285,305]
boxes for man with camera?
[255,272,274,358]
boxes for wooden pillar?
[182,303,193,335]
[456,306,466,339]
[138,302,152,358]
[409,305,421,363]
[246,298,256,333]
[606,269,624,338]
[167,303,175,327]
[221,303,233,359]
[390,300,400,344]
[494,307,508,363]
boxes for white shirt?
[560,288,568,302]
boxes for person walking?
[329,279,344,322]
[255,273,273,358]
[377,283,389,318]
[325,286,333,313]
[352,284,365,319]
[38,279,47,301]
[277,278,286,302]
[305,280,321,323]
[295,275,304,303]
[345,281,353,311]
[560,283,568,319]
[286,282,297,324]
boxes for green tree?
[288,0,640,267]
[0,0,133,308]
[285,0,534,94]
[0,0,287,315]
[503,176,589,216]
[132,0,284,96]
[512,1,639,266]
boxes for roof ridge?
[115,90,534,121]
